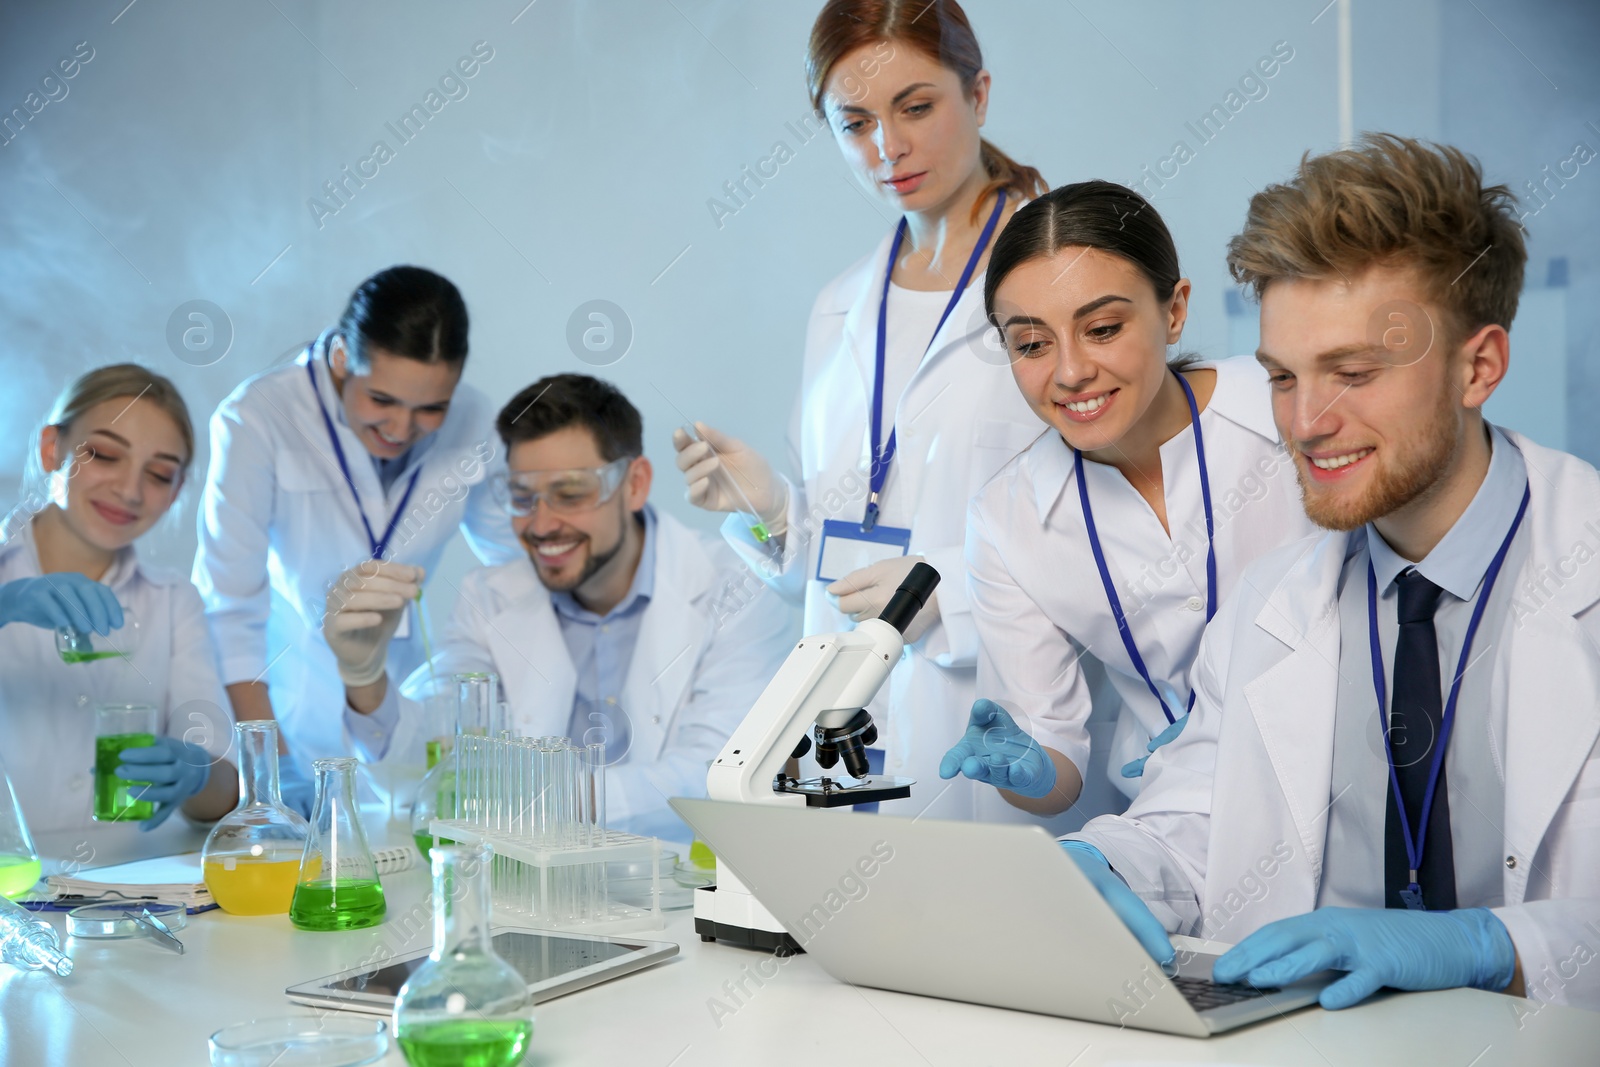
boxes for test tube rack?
[430,733,663,933]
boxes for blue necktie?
[1384,568,1457,910]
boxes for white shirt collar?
[1366,424,1526,602]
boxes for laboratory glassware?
[680,423,778,548]
[67,901,186,940]
[0,753,41,899]
[208,1017,389,1067]
[0,894,72,976]
[202,720,311,915]
[93,703,158,822]
[290,758,386,931]
[393,843,533,1067]
[56,606,141,664]
[411,673,499,856]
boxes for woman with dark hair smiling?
[940,181,1315,817]
[194,265,519,803]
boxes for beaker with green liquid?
[394,843,533,1067]
[56,606,140,664]
[289,758,385,931]
[93,704,158,822]
[0,754,41,899]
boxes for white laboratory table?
[2,817,1597,1067]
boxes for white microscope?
[692,561,940,950]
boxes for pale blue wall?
[1,0,1592,603]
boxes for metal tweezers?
[120,907,184,955]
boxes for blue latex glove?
[0,574,123,634]
[116,737,215,831]
[1213,906,1517,1010]
[938,699,1055,798]
[277,757,316,820]
[1121,713,1190,778]
[1060,840,1176,968]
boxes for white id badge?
[816,519,912,583]
[393,601,412,640]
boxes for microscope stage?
[776,775,915,808]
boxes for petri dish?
[67,901,188,939]
[208,1017,388,1067]
[606,850,695,910]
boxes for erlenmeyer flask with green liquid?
[290,758,385,931]
[0,755,41,900]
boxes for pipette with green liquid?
[682,423,772,543]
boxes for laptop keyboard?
[1172,975,1280,1011]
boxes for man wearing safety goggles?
[326,373,794,840]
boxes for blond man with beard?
[1059,135,1600,1014]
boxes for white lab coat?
[967,356,1319,804]
[380,510,795,840]
[0,513,234,834]
[1077,431,1600,1011]
[721,229,1046,824]
[193,348,520,776]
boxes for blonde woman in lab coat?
[672,0,1046,821]
[0,365,237,834]
[939,181,1316,818]
[193,266,519,792]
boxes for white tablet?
[285,929,678,1016]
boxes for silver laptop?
[671,798,1331,1037]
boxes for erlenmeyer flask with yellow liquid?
[202,720,310,914]
[0,754,41,900]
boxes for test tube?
[587,741,607,840]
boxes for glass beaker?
[289,758,386,931]
[56,606,141,664]
[411,673,499,856]
[201,721,311,915]
[0,754,41,899]
[394,843,533,1067]
[93,703,158,822]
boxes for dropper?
[682,423,775,544]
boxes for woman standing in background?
[193,266,519,793]
[673,0,1049,821]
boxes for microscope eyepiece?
[876,562,941,636]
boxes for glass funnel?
[201,720,310,915]
[411,673,500,856]
[0,754,40,899]
[290,758,386,931]
[394,843,533,1067]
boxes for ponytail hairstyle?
[23,363,196,509]
[984,180,1195,367]
[331,265,470,373]
[806,0,1047,223]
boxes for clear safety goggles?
[497,457,633,517]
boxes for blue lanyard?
[305,359,423,561]
[1075,370,1216,725]
[1367,482,1529,898]
[864,191,1006,531]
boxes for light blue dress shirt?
[549,506,657,762]
[1320,425,1529,908]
